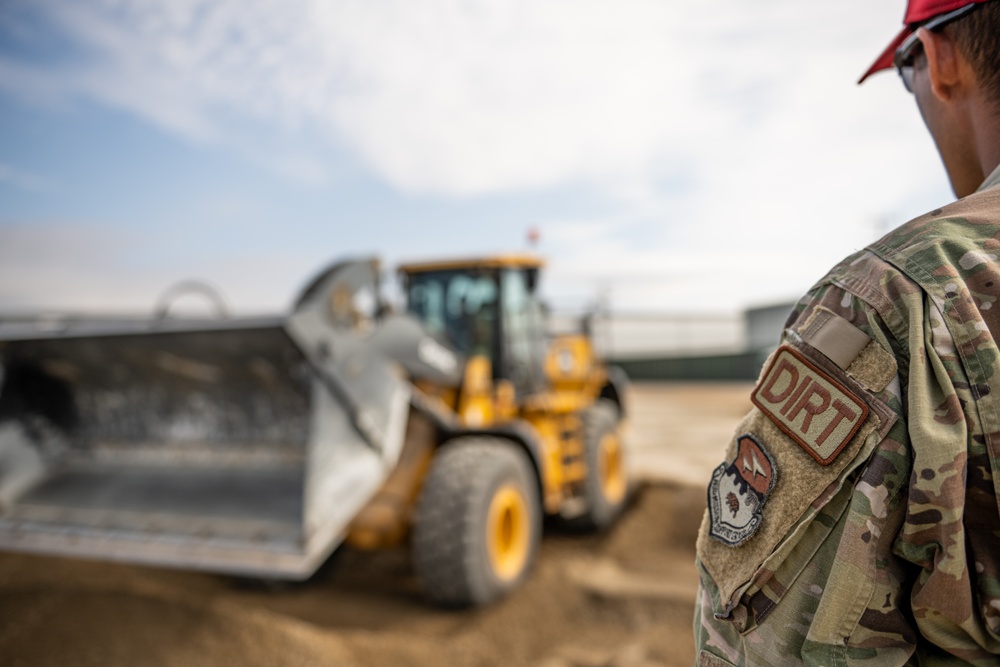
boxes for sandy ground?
[0,382,753,667]
[626,382,754,486]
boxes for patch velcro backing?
[751,346,869,466]
[697,349,896,617]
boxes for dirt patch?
[0,383,753,667]
[627,382,753,486]
[0,484,702,667]
[0,588,356,667]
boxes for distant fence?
[590,303,792,382]
[610,351,765,382]
[549,312,744,360]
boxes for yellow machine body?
[345,256,626,549]
[0,256,625,606]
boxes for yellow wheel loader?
[0,256,629,606]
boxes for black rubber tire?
[412,437,541,607]
[574,398,629,530]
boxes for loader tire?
[574,399,629,530]
[413,437,540,607]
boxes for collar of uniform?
[977,162,1000,192]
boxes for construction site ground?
[0,382,754,667]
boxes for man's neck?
[971,99,1000,189]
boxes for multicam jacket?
[695,167,1000,666]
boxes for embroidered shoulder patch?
[708,434,777,546]
[752,346,869,466]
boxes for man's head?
[946,3,1000,111]
[861,0,1000,197]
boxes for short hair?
[948,1,1000,109]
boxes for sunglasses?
[894,3,980,93]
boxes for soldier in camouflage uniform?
[694,0,1000,664]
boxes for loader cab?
[399,256,547,397]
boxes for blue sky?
[0,0,955,316]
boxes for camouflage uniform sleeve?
[693,248,1000,666]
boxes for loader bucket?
[0,259,410,579]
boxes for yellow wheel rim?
[599,433,627,504]
[486,484,530,582]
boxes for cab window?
[406,269,498,360]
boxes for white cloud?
[0,0,958,312]
[3,0,930,195]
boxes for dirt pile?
[0,382,754,666]
[0,483,704,667]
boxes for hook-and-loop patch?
[707,434,777,546]
[751,346,869,466]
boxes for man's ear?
[917,26,962,102]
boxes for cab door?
[498,268,547,398]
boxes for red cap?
[858,0,991,83]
